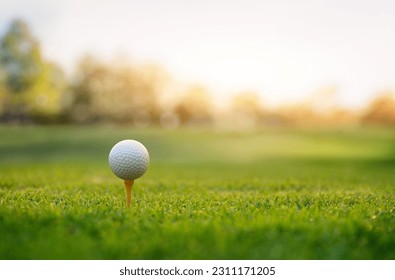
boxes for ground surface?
[0,125,394,259]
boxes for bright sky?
[1,0,395,108]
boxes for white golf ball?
[109,140,150,180]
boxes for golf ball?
[109,140,149,180]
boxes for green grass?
[0,125,394,259]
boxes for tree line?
[1,19,394,128]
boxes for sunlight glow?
[1,0,395,109]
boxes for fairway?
[0,125,394,259]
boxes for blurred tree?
[304,85,339,115]
[0,19,41,94]
[0,75,7,117]
[68,56,168,124]
[362,91,395,126]
[229,91,264,129]
[0,19,65,122]
[174,85,213,125]
[231,91,263,117]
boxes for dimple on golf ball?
[109,140,149,180]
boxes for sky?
[1,0,395,108]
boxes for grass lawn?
[0,125,394,259]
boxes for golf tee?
[124,180,134,208]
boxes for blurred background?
[1,1,394,260]
[0,0,395,129]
